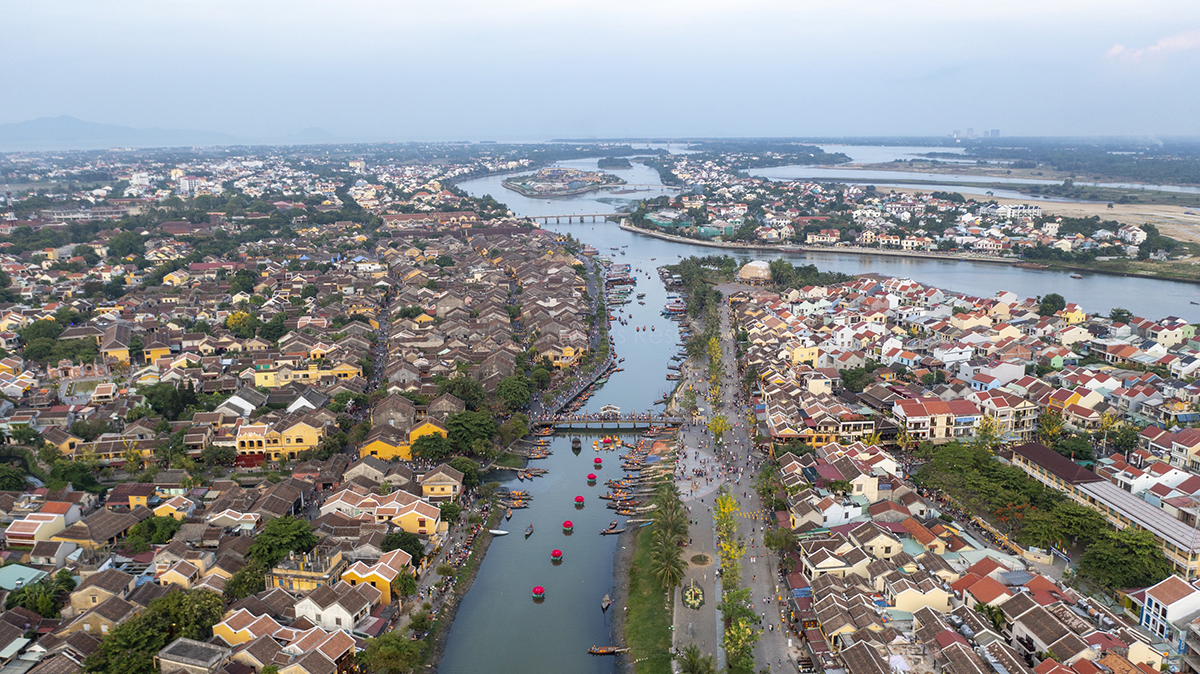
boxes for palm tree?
[677,644,716,674]
[650,533,686,591]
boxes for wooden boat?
[588,646,629,655]
[1070,273,1083,279]
[525,524,534,537]
[489,530,509,536]
[601,594,612,611]
[505,508,513,521]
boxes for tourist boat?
[600,404,620,414]
[588,646,629,655]
[505,508,513,520]
[601,594,612,611]
[489,530,509,536]
[1070,274,1083,279]
[525,523,534,537]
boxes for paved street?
[670,290,803,673]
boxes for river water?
[439,148,1200,671]
[458,155,1200,318]
[437,207,683,673]
[749,165,1200,195]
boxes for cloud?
[1108,28,1200,61]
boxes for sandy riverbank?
[611,525,637,674]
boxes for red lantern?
[551,549,563,561]
[575,495,585,503]
[563,520,573,532]
[594,458,603,465]
[587,473,597,480]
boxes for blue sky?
[7,0,1200,141]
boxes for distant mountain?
[0,116,238,151]
[289,127,337,144]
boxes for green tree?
[439,501,462,522]
[496,375,532,410]
[1053,435,1093,461]
[108,231,146,258]
[382,531,425,567]
[248,517,317,567]
[1039,293,1066,316]
[446,411,497,453]
[123,516,183,553]
[411,433,453,462]
[677,644,717,674]
[10,426,42,447]
[225,311,260,339]
[1114,426,1140,455]
[1108,307,1133,324]
[1078,528,1173,589]
[200,445,237,466]
[436,376,486,411]
[707,414,732,444]
[258,313,288,342]
[763,526,797,556]
[83,589,224,674]
[224,562,267,601]
[447,456,480,488]
[649,531,686,590]
[391,573,418,601]
[530,367,551,389]
[0,464,27,491]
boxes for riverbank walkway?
[669,290,809,673]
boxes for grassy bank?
[493,452,524,469]
[625,526,673,674]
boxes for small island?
[503,167,625,197]
[597,156,633,169]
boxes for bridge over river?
[533,415,686,431]
[527,213,622,224]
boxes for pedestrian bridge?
[533,416,686,431]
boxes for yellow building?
[153,495,196,521]
[252,361,362,388]
[236,417,324,461]
[159,560,202,589]
[391,500,442,539]
[266,550,346,593]
[360,425,411,461]
[162,270,190,286]
[341,549,413,605]
[1059,304,1087,325]
[142,343,171,363]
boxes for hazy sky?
[7,0,1200,141]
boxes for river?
[458,155,1200,318]
[438,148,1199,671]
[437,221,683,674]
[748,165,1200,196]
